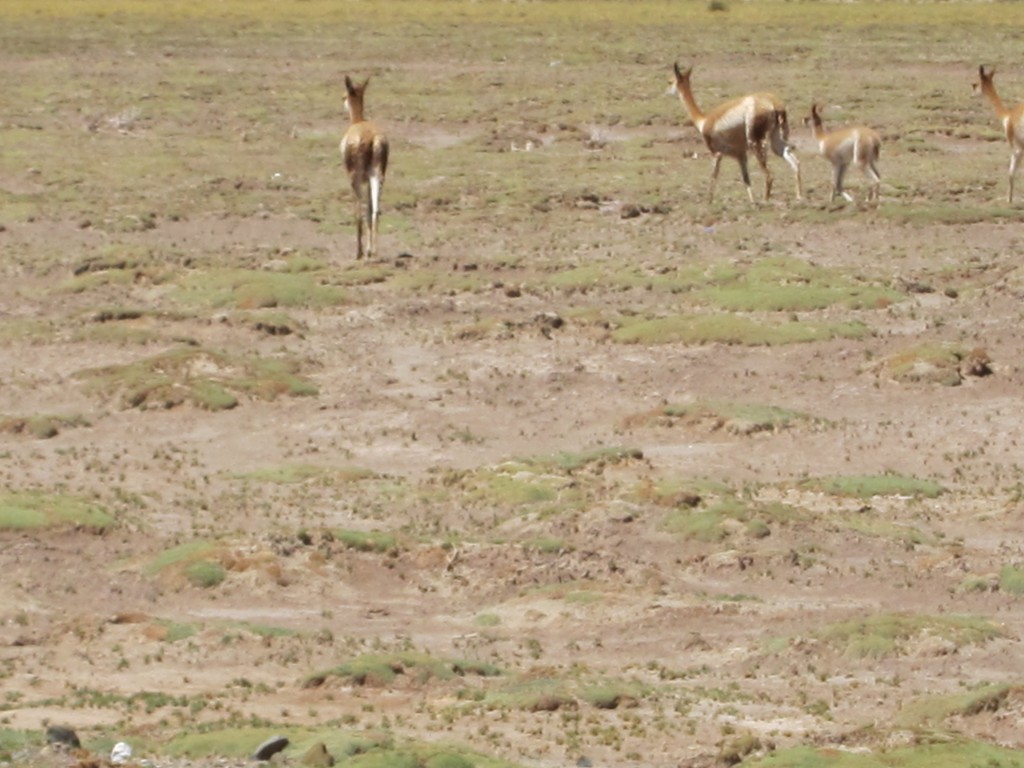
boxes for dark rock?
[45,725,81,749]
[962,347,993,377]
[252,735,289,761]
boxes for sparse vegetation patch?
[176,268,348,310]
[612,313,870,346]
[815,613,1004,659]
[744,741,1024,768]
[0,413,89,439]
[308,652,500,689]
[75,346,317,410]
[698,256,902,312]
[876,343,992,387]
[0,491,114,531]
[637,400,818,434]
[800,474,944,499]
[334,529,399,554]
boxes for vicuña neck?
[677,82,705,128]
[810,116,827,142]
[983,84,1008,117]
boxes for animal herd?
[339,64,1024,260]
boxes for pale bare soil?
[2,5,1024,768]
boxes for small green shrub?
[523,537,567,554]
[185,559,226,588]
[999,566,1024,595]
[335,529,398,554]
[146,541,217,576]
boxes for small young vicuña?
[340,75,389,259]
[670,62,801,203]
[974,65,1024,203]
[803,103,882,204]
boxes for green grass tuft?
[334,529,398,554]
[146,540,217,576]
[999,566,1024,595]
[184,559,227,588]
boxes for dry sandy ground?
[3,203,1024,768]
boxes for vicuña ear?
[345,75,356,93]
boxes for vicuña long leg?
[1009,148,1022,203]
[751,143,772,201]
[368,173,383,259]
[709,154,724,204]
[832,163,851,203]
[865,162,881,203]
[351,178,366,259]
[770,128,801,200]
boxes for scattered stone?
[536,312,564,338]
[724,417,771,436]
[962,347,992,377]
[530,694,574,712]
[620,203,642,219]
[910,634,957,657]
[109,612,150,624]
[254,320,293,336]
[683,631,711,651]
[111,742,133,764]
[300,742,335,767]
[45,725,81,749]
[252,735,289,761]
[301,673,327,689]
[704,549,753,571]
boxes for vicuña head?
[670,61,801,204]
[340,75,390,259]
[974,64,1024,203]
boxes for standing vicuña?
[670,62,801,203]
[974,65,1024,203]
[340,75,389,259]
[803,103,882,204]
